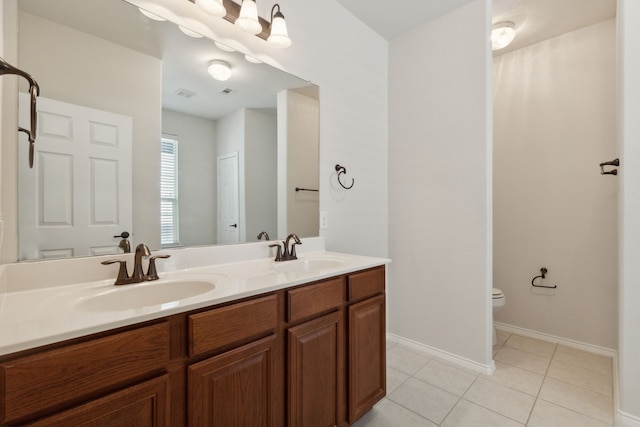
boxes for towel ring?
[335,164,354,190]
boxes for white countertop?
[0,248,389,356]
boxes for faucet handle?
[290,240,302,259]
[147,254,171,281]
[101,259,130,285]
[269,243,284,261]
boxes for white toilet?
[492,288,506,345]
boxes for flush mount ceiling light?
[267,4,291,48]
[138,7,166,21]
[236,0,262,35]
[195,0,226,17]
[208,60,232,81]
[492,22,516,50]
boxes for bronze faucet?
[269,234,302,262]
[257,231,270,241]
[101,244,170,285]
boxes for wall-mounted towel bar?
[0,57,40,168]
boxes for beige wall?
[278,90,319,240]
[244,109,277,243]
[389,0,493,368]
[493,20,617,349]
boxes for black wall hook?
[532,267,557,289]
[599,158,619,175]
[335,164,354,190]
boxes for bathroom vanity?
[0,248,387,426]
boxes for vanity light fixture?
[195,0,226,17]
[267,4,291,48]
[492,21,516,50]
[208,60,232,81]
[235,0,262,35]
[138,7,166,21]
[186,0,292,48]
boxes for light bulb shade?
[268,14,291,48]
[492,22,516,50]
[214,41,235,52]
[138,7,166,21]
[244,55,262,64]
[235,0,262,35]
[196,0,226,17]
[179,25,203,38]
[208,60,232,81]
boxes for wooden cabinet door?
[25,375,170,427]
[348,295,386,423]
[288,311,343,427]
[188,335,278,427]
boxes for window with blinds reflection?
[161,136,179,247]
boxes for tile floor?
[353,330,614,427]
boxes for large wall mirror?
[15,0,319,261]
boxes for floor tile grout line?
[385,335,614,427]
[385,393,445,426]
[534,396,615,426]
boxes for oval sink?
[75,280,216,312]
[272,258,346,274]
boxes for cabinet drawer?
[25,375,170,427]
[287,277,345,322]
[189,294,277,356]
[348,267,385,301]
[0,322,170,424]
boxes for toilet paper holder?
[531,267,557,289]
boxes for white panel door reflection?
[217,152,240,244]
[18,95,132,260]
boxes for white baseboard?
[387,332,495,375]
[494,322,617,357]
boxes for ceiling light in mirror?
[492,21,516,50]
[195,0,226,17]
[208,60,232,81]
[179,25,203,38]
[268,4,291,48]
[236,0,262,35]
[138,7,166,21]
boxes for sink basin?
[272,258,346,274]
[75,279,216,312]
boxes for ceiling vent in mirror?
[175,88,197,98]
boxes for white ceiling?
[334,0,616,55]
[334,0,476,40]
